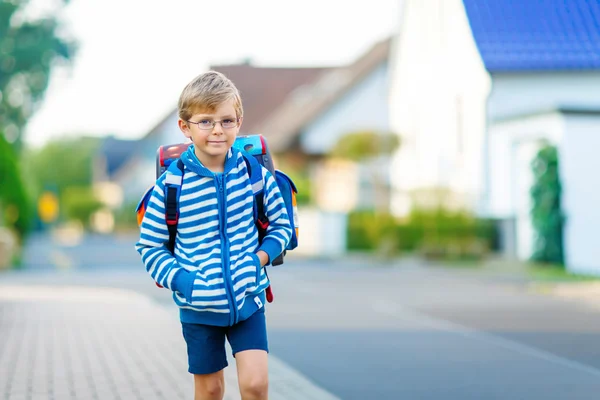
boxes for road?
[3,232,600,399]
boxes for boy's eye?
[223,119,235,124]
[199,119,212,125]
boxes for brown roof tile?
[142,38,390,155]
[211,64,330,133]
[143,64,329,141]
[255,37,392,153]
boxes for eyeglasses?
[187,118,239,130]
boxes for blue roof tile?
[462,0,600,71]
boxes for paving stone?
[0,284,340,400]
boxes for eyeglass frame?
[186,117,241,131]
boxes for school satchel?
[136,134,299,302]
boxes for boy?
[136,71,292,400]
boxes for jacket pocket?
[248,252,263,286]
[175,270,225,311]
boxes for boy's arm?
[256,169,293,265]
[135,179,196,297]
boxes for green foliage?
[282,169,311,205]
[530,145,564,264]
[113,201,140,230]
[26,136,101,199]
[347,207,496,260]
[347,210,397,251]
[0,133,33,240]
[61,186,103,227]
[408,207,495,260]
[0,0,76,146]
[330,131,400,162]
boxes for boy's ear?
[178,119,191,138]
[237,116,243,131]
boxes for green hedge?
[347,208,497,260]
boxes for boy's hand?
[256,250,269,267]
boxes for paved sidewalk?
[0,285,339,400]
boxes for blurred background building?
[389,0,600,274]
[4,0,599,275]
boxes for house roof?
[462,0,600,72]
[255,37,392,152]
[140,64,329,142]
[97,136,139,178]
[137,38,390,157]
[212,64,330,133]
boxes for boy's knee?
[239,376,268,399]
[194,374,224,400]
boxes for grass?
[431,257,485,269]
[432,256,600,283]
[525,263,600,282]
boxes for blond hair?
[178,71,243,121]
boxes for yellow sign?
[38,192,59,223]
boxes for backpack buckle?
[166,212,178,225]
[257,218,269,230]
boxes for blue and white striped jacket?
[135,146,292,326]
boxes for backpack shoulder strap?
[165,159,184,253]
[241,152,268,230]
[241,150,276,299]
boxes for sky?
[23,0,402,147]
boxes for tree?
[329,131,400,162]
[530,144,564,265]
[26,136,101,197]
[0,0,76,148]
[0,132,32,241]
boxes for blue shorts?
[181,307,268,375]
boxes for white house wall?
[485,72,600,261]
[300,62,390,154]
[388,0,491,216]
[560,113,600,275]
[486,112,564,260]
[488,72,600,122]
[486,113,564,217]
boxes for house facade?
[112,65,328,207]
[388,0,491,216]
[258,38,392,212]
[107,39,394,256]
[389,0,600,274]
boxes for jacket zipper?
[217,174,237,325]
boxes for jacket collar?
[180,145,240,176]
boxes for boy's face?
[178,98,242,170]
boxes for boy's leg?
[227,307,269,400]
[182,322,229,400]
[235,350,269,400]
[193,370,225,400]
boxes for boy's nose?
[212,124,224,134]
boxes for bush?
[61,187,103,227]
[347,207,496,260]
[530,145,563,265]
[280,170,311,206]
[408,207,495,260]
[347,210,396,251]
[0,134,33,242]
[113,201,141,230]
